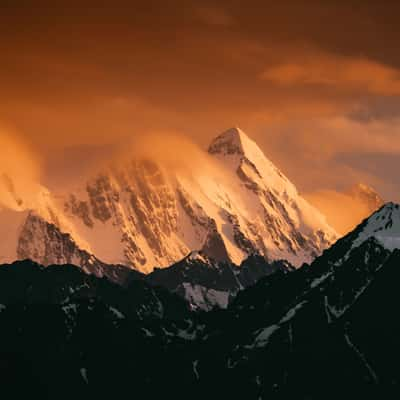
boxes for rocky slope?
[147,251,293,310]
[0,128,337,274]
[16,127,335,274]
[0,207,132,284]
[1,203,400,399]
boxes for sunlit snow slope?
[1,127,338,273]
[58,127,337,271]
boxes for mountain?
[59,127,337,271]
[194,202,400,398]
[0,203,400,399]
[346,182,384,213]
[146,251,293,310]
[144,201,398,311]
[305,182,385,235]
[0,194,132,284]
[0,127,336,274]
[0,259,195,399]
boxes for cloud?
[111,130,238,184]
[43,129,238,192]
[2,2,400,206]
[116,131,207,169]
[261,53,400,95]
[304,189,372,235]
[249,114,400,204]
[334,151,400,202]
[0,127,43,209]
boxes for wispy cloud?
[261,53,400,95]
[0,127,43,209]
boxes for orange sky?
[0,1,399,202]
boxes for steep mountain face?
[190,202,400,397]
[207,128,336,263]
[348,202,400,251]
[0,127,336,274]
[1,203,400,399]
[0,164,297,309]
[0,207,131,284]
[145,202,397,310]
[57,127,336,272]
[0,259,195,399]
[147,251,293,310]
[0,180,92,266]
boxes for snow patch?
[109,306,125,320]
[252,301,307,348]
[353,203,400,252]
[183,282,230,310]
[80,368,88,384]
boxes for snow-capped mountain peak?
[206,127,337,266]
[353,202,400,251]
[208,127,296,197]
[208,127,253,156]
[1,127,338,273]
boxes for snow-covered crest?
[208,127,296,196]
[208,127,253,156]
[1,127,338,273]
[56,127,337,270]
[352,202,400,251]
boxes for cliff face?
[57,128,336,272]
[1,127,337,274]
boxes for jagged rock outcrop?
[0,204,400,399]
[58,127,337,271]
[0,127,337,273]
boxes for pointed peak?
[352,202,400,251]
[361,201,400,227]
[219,126,247,139]
[208,127,253,156]
[207,126,299,197]
[372,202,399,215]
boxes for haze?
[1,1,399,220]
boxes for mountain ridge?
[0,203,400,398]
[0,127,337,273]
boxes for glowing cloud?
[0,128,43,210]
[261,53,400,95]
